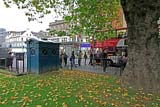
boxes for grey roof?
[49,20,64,25]
[8,31,25,34]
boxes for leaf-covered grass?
[0,69,159,107]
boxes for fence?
[0,47,125,76]
[60,56,124,76]
[0,47,27,74]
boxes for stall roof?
[26,38,60,44]
[103,38,120,48]
[91,41,103,48]
[91,38,127,49]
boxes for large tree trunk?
[121,0,160,92]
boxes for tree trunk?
[121,0,160,92]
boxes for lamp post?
[91,24,96,50]
[91,25,96,66]
[22,45,25,73]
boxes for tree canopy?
[49,29,68,37]
[3,0,121,40]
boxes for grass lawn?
[0,69,159,107]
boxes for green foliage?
[49,29,67,37]
[64,0,121,40]
[49,29,57,36]
[58,30,67,37]
[3,0,121,40]
[94,30,117,42]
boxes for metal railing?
[0,47,27,74]
[60,57,125,76]
[0,46,126,76]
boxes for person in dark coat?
[78,50,83,66]
[102,49,107,72]
[59,51,63,68]
[84,51,88,65]
[89,51,93,65]
[70,51,76,68]
[63,52,68,66]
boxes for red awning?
[91,41,103,48]
[103,38,120,48]
[91,38,121,49]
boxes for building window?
[64,38,67,42]
[57,38,59,42]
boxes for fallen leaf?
[36,105,42,107]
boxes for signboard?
[81,43,91,48]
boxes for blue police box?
[26,38,60,74]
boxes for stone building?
[48,20,69,31]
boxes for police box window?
[52,49,57,55]
[42,49,48,55]
[31,48,35,55]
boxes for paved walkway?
[62,63,121,76]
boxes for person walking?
[63,52,68,66]
[84,51,88,65]
[120,52,128,76]
[78,50,83,66]
[59,51,63,68]
[89,51,93,65]
[102,49,107,72]
[70,51,76,69]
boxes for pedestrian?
[120,52,128,76]
[102,49,107,72]
[60,51,63,68]
[84,51,88,65]
[96,50,101,64]
[63,52,68,66]
[89,51,93,65]
[78,50,83,66]
[70,51,76,68]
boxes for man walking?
[102,49,107,72]
[78,50,83,66]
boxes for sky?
[0,1,61,32]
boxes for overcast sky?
[0,1,61,32]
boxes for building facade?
[5,29,39,53]
[48,20,72,43]
[32,30,49,39]
[48,36,72,43]
[48,20,88,43]
[48,20,69,31]
[0,28,9,47]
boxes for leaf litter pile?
[0,70,159,107]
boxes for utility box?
[26,38,60,74]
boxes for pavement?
[61,59,121,76]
